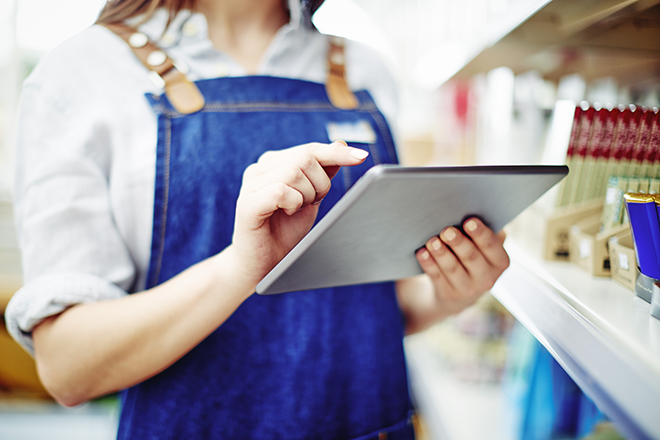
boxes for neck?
[197,0,290,74]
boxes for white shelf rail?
[492,242,660,440]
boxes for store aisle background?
[0,399,119,440]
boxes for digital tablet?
[256,164,568,295]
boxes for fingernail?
[335,140,348,146]
[431,239,441,251]
[465,219,477,232]
[442,228,456,241]
[350,148,369,160]
[419,250,430,260]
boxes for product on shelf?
[554,105,583,207]
[569,214,629,276]
[641,112,660,179]
[624,193,660,281]
[608,233,637,291]
[589,107,620,200]
[565,104,595,206]
[602,177,660,233]
[557,104,659,209]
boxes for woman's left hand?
[397,217,509,333]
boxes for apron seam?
[152,102,379,118]
[151,116,172,286]
[368,109,398,163]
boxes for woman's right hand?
[230,141,368,288]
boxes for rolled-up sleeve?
[6,51,137,355]
[6,272,128,355]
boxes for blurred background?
[1,0,659,439]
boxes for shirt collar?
[131,1,312,49]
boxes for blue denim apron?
[117,76,414,440]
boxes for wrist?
[209,245,261,300]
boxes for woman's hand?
[30,141,368,407]
[230,141,368,288]
[397,217,510,334]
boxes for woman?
[6,0,509,438]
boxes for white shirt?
[6,1,399,354]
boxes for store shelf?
[453,0,660,85]
[491,241,660,440]
[429,0,553,86]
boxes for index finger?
[301,141,369,168]
[462,218,510,270]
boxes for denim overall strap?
[117,76,412,440]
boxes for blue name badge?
[326,120,377,144]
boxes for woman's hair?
[96,0,193,26]
[95,0,326,26]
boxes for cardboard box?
[608,232,637,291]
[542,200,604,261]
[569,217,629,277]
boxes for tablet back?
[257,165,568,295]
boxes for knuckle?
[243,164,257,180]
[426,268,441,281]
[465,249,480,262]
[444,263,459,275]
[297,154,316,171]
[485,234,499,249]
[318,176,332,194]
[283,166,303,184]
[272,182,289,200]
[258,150,275,163]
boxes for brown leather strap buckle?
[326,36,359,110]
[102,23,205,114]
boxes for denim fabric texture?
[116,76,412,440]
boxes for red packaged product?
[629,108,654,177]
[566,104,596,204]
[618,105,643,175]
[556,105,584,206]
[580,107,609,201]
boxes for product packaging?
[601,176,628,231]
[591,107,620,199]
[609,232,637,291]
[624,193,660,280]
[616,106,642,177]
[580,107,608,202]
[542,200,603,261]
[603,106,629,193]
[627,108,654,177]
[567,106,596,205]
[640,111,659,179]
[569,215,629,276]
[556,106,584,207]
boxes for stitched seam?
[155,102,378,118]
[369,108,398,163]
[152,117,171,286]
[203,102,378,111]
